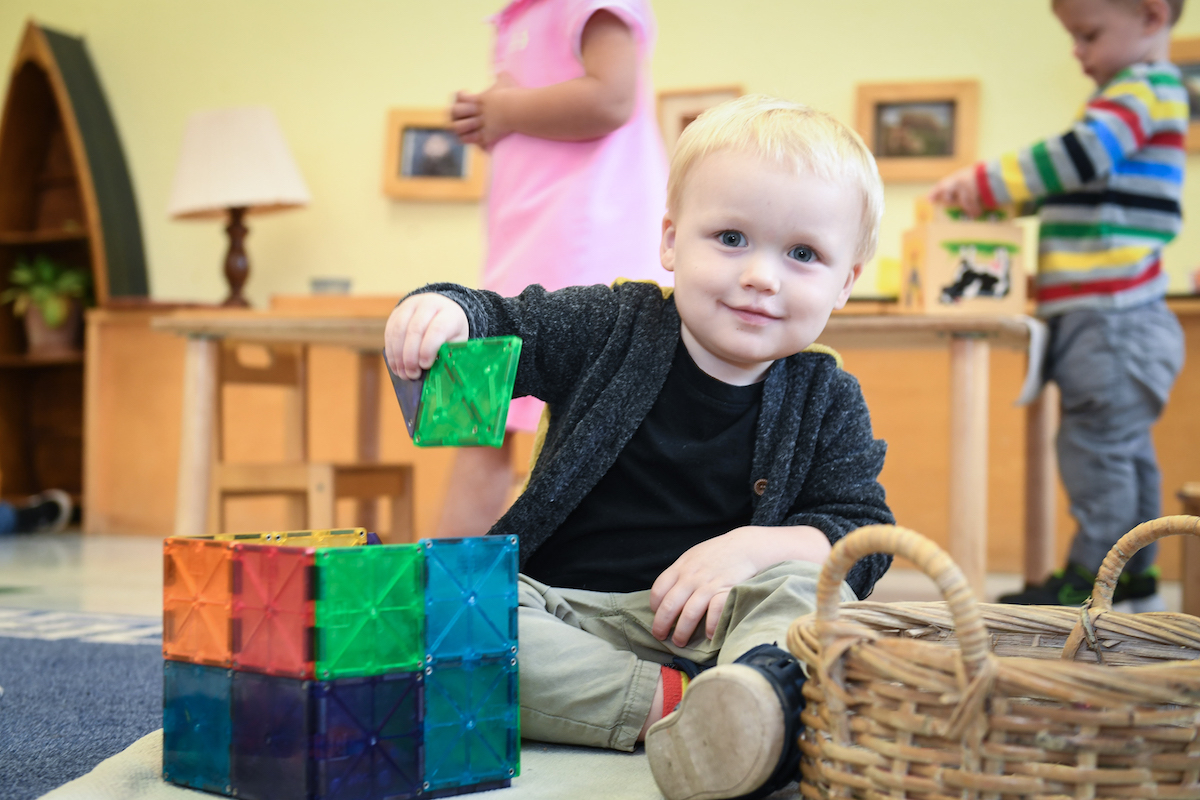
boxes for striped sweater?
[975,62,1187,317]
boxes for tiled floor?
[0,530,1182,616]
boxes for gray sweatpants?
[515,561,854,752]
[1046,300,1185,575]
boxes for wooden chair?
[1179,482,1200,617]
[208,342,413,540]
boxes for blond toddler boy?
[385,95,893,800]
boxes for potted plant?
[1,254,91,356]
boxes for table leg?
[174,337,218,537]
[948,335,990,598]
[1024,382,1059,586]
[356,352,381,530]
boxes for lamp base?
[222,206,251,307]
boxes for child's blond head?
[666,94,884,264]
[1052,0,1184,25]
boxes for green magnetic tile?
[313,544,424,679]
[414,337,521,449]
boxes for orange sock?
[660,664,692,715]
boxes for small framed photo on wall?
[382,108,487,201]
[1170,37,1200,152]
[854,80,979,182]
[657,86,742,157]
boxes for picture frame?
[854,80,979,182]
[1170,37,1200,153]
[656,86,742,156]
[382,108,487,201]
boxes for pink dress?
[485,0,669,432]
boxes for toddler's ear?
[660,215,678,273]
[835,262,864,308]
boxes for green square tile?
[313,545,424,679]
[414,336,521,449]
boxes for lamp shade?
[167,106,310,219]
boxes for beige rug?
[39,730,801,800]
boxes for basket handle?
[1062,515,1200,660]
[1086,515,1200,612]
[817,524,992,678]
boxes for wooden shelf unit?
[0,21,148,501]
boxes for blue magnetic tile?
[423,657,519,791]
[314,673,424,800]
[423,536,518,665]
[162,660,232,795]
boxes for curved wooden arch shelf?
[0,20,147,501]
[0,20,148,306]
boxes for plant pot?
[24,300,82,356]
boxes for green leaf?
[41,294,67,328]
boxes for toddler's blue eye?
[790,245,815,262]
[719,231,746,247]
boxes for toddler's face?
[660,149,863,386]
[1055,0,1162,86]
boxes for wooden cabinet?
[0,21,148,501]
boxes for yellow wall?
[3,0,1199,304]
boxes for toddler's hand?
[649,530,760,647]
[384,294,469,380]
[450,73,519,150]
[930,165,984,219]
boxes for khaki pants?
[516,560,855,752]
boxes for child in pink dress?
[442,0,668,537]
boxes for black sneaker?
[646,644,805,800]
[13,489,72,533]
[1115,566,1163,612]
[1000,563,1163,611]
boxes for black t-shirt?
[523,341,763,592]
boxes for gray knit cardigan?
[414,280,894,599]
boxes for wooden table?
[153,311,392,539]
[818,313,1049,597]
[156,310,1049,597]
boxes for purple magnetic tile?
[231,671,312,800]
[385,353,425,439]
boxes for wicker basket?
[788,516,1200,800]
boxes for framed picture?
[657,86,742,156]
[382,108,487,201]
[1170,37,1200,152]
[854,80,979,182]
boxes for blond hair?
[666,94,884,264]
[1052,0,1184,24]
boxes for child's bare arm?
[648,526,832,647]
[450,10,638,148]
[384,294,469,380]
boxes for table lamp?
[167,107,310,307]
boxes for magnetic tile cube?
[231,543,316,678]
[164,538,234,667]
[162,530,520,799]
[163,661,232,795]
[423,656,520,792]
[314,544,425,679]
[388,337,522,449]
[229,670,424,800]
[424,536,518,665]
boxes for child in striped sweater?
[932,0,1187,610]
